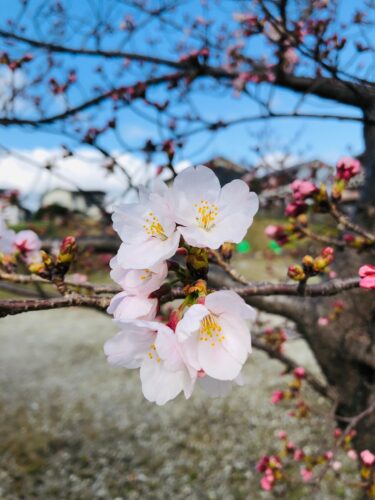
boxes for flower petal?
[104,324,155,369]
[116,230,180,269]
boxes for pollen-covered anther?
[200,314,224,345]
[143,212,167,239]
[148,343,161,361]
[194,200,219,230]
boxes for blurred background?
[0,0,373,498]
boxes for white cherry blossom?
[107,291,157,322]
[110,256,168,296]
[171,165,259,249]
[176,290,255,380]
[112,180,180,269]
[104,320,196,405]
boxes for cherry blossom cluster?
[257,427,374,493]
[271,367,309,418]
[104,165,259,405]
[288,247,334,282]
[261,327,288,353]
[0,215,41,266]
[257,430,341,491]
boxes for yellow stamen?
[143,211,167,240]
[194,200,219,230]
[199,314,224,347]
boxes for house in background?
[0,189,30,225]
[204,156,248,184]
[41,189,106,220]
[254,160,333,206]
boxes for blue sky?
[0,0,370,197]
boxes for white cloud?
[0,147,191,210]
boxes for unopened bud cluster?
[288,247,334,282]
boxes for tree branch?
[0,294,110,318]
[252,338,334,400]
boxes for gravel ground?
[0,308,357,499]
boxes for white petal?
[176,304,209,342]
[107,293,157,321]
[172,165,221,226]
[214,180,259,243]
[155,324,185,371]
[110,259,168,296]
[198,340,243,380]
[140,357,185,405]
[205,290,256,320]
[116,230,180,269]
[112,202,150,244]
[219,315,251,364]
[104,324,155,369]
[178,225,223,249]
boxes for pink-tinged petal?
[260,476,273,491]
[360,450,375,466]
[359,264,375,277]
[104,324,155,369]
[14,230,41,253]
[300,467,313,482]
[360,276,375,289]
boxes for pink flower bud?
[260,475,274,491]
[358,264,375,289]
[360,450,375,466]
[332,461,342,471]
[300,467,313,482]
[347,449,358,460]
[271,390,284,404]
[277,430,287,440]
[294,449,304,461]
[324,451,334,460]
[294,367,305,379]
[291,179,317,200]
[322,247,334,259]
[256,456,270,472]
[318,317,329,326]
[285,201,308,217]
[336,157,361,181]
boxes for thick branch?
[0,294,110,318]
[233,277,360,297]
